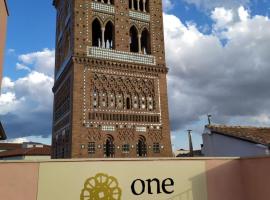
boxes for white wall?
[0,155,51,160]
[202,129,269,157]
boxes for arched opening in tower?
[129,0,132,9]
[134,0,138,11]
[139,0,144,12]
[141,28,151,54]
[103,0,114,5]
[130,26,139,53]
[145,0,149,12]
[104,21,114,49]
[92,19,102,47]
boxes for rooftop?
[0,146,51,158]
[0,142,51,158]
[206,124,270,146]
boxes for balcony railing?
[91,2,115,14]
[87,47,156,66]
[129,10,150,22]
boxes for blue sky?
[1,0,270,150]
[4,0,55,79]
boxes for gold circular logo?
[80,173,122,200]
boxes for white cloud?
[238,6,250,21]
[0,49,55,139]
[0,92,20,115]
[7,49,15,54]
[16,63,31,72]
[17,48,55,76]
[211,7,234,30]
[163,9,270,132]
[163,0,174,11]
[211,6,251,36]
[3,135,51,144]
[1,77,14,90]
[182,0,250,11]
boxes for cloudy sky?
[1,0,270,149]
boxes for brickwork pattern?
[52,0,172,158]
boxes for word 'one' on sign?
[131,178,175,195]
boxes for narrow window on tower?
[145,0,149,12]
[88,142,96,154]
[126,97,131,109]
[103,0,114,5]
[139,0,143,12]
[141,28,151,54]
[92,18,102,47]
[153,143,161,153]
[104,21,114,49]
[129,0,132,9]
[93,90,98,108]
[134,0,138,10]
[130,26,139,53]
[148,96,154,111]
[133,95,138,109]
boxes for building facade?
[51,0,172,158]
[0,0,8,140]
[202,125,270,157]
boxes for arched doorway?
[104,135,114,157]
[137,136,147,157]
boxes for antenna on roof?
[207,114,212,125]
[187,130,194,157]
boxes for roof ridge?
[207,124,270,129]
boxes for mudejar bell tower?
[52,0,172,158]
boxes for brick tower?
[52,0,172,158]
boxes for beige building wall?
[0,0,8,90]
[1,158,270,199]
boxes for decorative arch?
[137,135,147,157]
[104,20,115,49]
[141,28,151,54]
[92,18,102,47]
[104,135,114,158]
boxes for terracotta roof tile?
[0,146,51,158]
[206,124,270,146]
[0,143,22,150]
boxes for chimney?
[187,130,194,157]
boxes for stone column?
[137,0,140,11]
[143,0,146,12]
[138,34,142,53]
[131,0,134,10]
[101,27,105,48]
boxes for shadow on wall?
[205,157,270,200]
[167,188,192,200]
[205,159,246,200]
[168,157,270,200]
[167,165,208,200]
